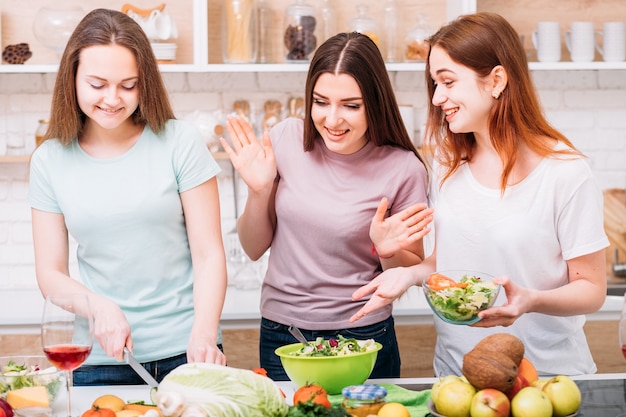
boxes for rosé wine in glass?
[41,294,94,417]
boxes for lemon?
[92,394,126,412]
[378,402,410,417]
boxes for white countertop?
[47,372,626,416]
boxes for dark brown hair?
[424,12,580,191]
[46,8,175,145]
[303,32,424,163]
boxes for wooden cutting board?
[603,189,626,282]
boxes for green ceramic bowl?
[275,341,382,395]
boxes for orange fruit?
[378,402,410,417]
[518,357,539,383]
[92,394,126,412]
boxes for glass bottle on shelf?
[35,119,49,147]
[383,0,399,62]
[257,0,272,63]
[319,0,336,44]
[222,0,258,64]
[347,5,380,48]
[404,13,433,62]
[283,0,317,62]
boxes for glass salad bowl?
[0,355,64,404]
[422,270,501,325]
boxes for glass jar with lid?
[341,384,387,417]
[404,13,434,62]
[283,0,317,62]
[222,0,257,63]
[347,5,380,48]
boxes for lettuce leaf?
[157,363,289,417]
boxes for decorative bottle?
[319,0,336,44]
[383,0,399,62]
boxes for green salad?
[426,274,498,322]
[0,360,62,399]
[289,335,377,357]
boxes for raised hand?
[220,115,277,193]
[369,197,433,258]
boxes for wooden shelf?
[0,155,30,163]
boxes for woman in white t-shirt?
[221,32,433,380]
[350,12,609,377]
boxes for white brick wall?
[0,69,625,299]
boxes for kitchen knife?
[124,347,159,387]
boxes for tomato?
[293,384,331,408]
[427,273,468,290]
[252,367,268,377]
[81,406,117,417]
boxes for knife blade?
[124,347,159,387]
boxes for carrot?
[124,403,162,417]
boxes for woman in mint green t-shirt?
[29,9,227,385]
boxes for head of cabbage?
[156,363,288,417]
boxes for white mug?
[532,21,561,62]
[597,21,625,62]
[565,21,596,62]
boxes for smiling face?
[310,72,368,155]
[76,44,140,134]
[429,45,495,138]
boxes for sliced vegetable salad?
[289,335,377,357]
[424,273,498,322]
[0,359,62,397]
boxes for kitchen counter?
[51,373,626,417]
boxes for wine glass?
[41,294,94,417]
[619,294,626,358]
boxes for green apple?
[434,379,476,417]
[531,378,549,390]
[511,386,552,417]
[431,374,464,405]
[541,375,582,417]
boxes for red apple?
[0,398,13,417]
[511,386,552,417]
[507,374,530,400]
[470,388,511,417]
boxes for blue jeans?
[73,346,219,386]
[259,316,401,381]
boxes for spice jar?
[341,384,387,417]
[283,0,317,62]
[404,14,433,62]
[222,0,257,63]
[35,119,49,147]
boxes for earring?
[492,90,501,99]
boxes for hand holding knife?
[124,347,159,387]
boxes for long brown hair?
[303,32,424,163]
[424,12,580,191]
[46,8,175,145]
